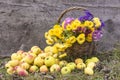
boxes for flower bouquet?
[44,7,104,59]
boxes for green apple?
[66,62,76,70]
[61,67,71,75]
[91,57,99,63]
[50,64,60,73]
[29,65,38,73]
[34,57,44,67]
[84,67,94,75]
[44,56,55,67]
[59,60,68,67]
[76,63,86,70]
[40,65,49,73]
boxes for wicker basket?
[56,7,96,58]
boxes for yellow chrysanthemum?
[71,19,81,30]
[53,28,63,38]
[93,17,101,28]
[66,36,76,44]
[84,21,94,28]
[45,32,49,39]
[53,24,61,29]
[59,53,67,58]
[48,29,54,36]
[54,43,67,52]
[46,39,54,45]
[66,24,72,31]
[86,33,92,42]
[63,42,72,48]
[77,33,85,44]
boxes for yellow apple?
[16,66,28,76]
[87,62,96,69]
[84,67,94,75]
[40,65,49,73]
[21,52,28,58]
[34,57,44,67]
[11,53,22,61]
[59,60,68,67]
[29,65,38,73]
[7,67,15,75]
[31,46,42,55]
[44,56,55,67]
[22,54,35,64]
[75,58,83,64]
[50,64,60,73]
[76,63,86,70]
[61,67,71,75]
[20,62,30,70]
[5,63,11,68]
[8,60,19,67]
[38,53,48,59]
[17,50,24,55]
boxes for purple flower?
[92,30,103,41]
[78,10,93,21]
[63,17,74,29]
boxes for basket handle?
[57,6,87,24]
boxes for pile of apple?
[5,46,99,76]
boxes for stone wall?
[0,0,120,56]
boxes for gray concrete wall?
[0,0,120,56]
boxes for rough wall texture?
[0,0,120,56]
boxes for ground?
[0,45,120,80]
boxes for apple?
[59,60,68,67]
[44,56,55,67]
[84,67,94,75]
[21,52,28,58]
[44,46,52,53]
[22,54,35,64]
[38,53,48,59]
[20,62,30,70]
[53,54,58,58]
[55,59,60,64]
[31,46,42,55]
[11,53,22,61]
[16,66,28,76]
[75,58,83,64]
[40,65,49,73]
[76,63,86,70]
[87,62,96,69]
[29,65,38,73]
[5,63,11,68]
[17,50,24,55]
[8,60,19,67]
[7,67,15,75]
[34,57,44,67]
[66,62,76,71]
[61,67,71,75]
[91,57,99,63]
[50,64,60,73]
